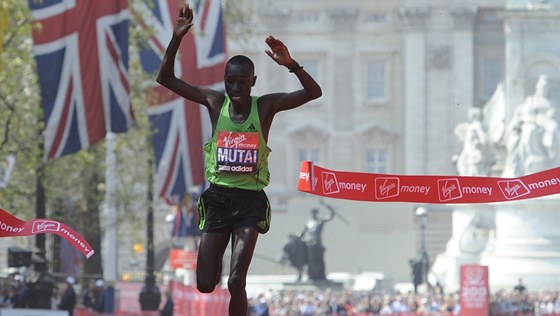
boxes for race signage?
[216,131,259,173]
[460,264,489,316]
[298,161,560,203]
[0,208,94,258]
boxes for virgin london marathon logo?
[32,220,61,234]
[375,177,400,200]
[464,265,485,286]
[497,179,530,200]
[437,178,463,202]
[321,172,340,195]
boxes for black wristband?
[288,63,304,73]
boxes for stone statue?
[502,75,560,177]
[280,233,307,282]
[301,204,334,281]
[454,107,495,177]
[453,107,497,255]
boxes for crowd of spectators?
[0,272,106,315]
[247,286,560,316]
[4,271,560,316]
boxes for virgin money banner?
[298,161,560,204]
[169,248,197,270]
[0,208,94,258]
[170,281,229,316]
[460,265,489,316]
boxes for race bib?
[216,131,259,173]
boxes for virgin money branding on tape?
[297,161,560,204]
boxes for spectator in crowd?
[390,293,410,314]
[514,278,527,294]
[251,294,270,316]
[92,279,105,313]
[12,274,26,308]
[80,279,95,308]
[58,276,77,316]
[81,279,103,311]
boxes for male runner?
[156,4,322,315]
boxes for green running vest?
[204,96,271,190]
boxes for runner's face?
[224,63,255,104]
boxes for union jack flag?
[139,0,226,204]
[170,204,199,238]
[28,0,133,160]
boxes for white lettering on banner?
[321,172,340,195]
[60,228,91,253]
[338,182,367,193]
[380,182,396,196]
[0,221,24,233]
[528,177,560,190]
[462,286,488,309]
[462,186,492,196]
[505,183,521,195]
[442,183,456,198]
[32,220,61,234]
[400,185,431,195]
[299,172,310,181]
[375,177,400,199]
[437,178,463,201]
[497,179,531,200]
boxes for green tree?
[0,0,257,284]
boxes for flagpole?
[103,132,118,313]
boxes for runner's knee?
[197,280,216,293]
[197,273,217,293]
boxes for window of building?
[365,13,388,24]
[300,59,319,81]
[298,13,319,24]
[299,148,321,164]
[366,60,387,101]
[483,58,502,98]
[365,148,389,173]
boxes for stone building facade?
[221,0,509,284]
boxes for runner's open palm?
[265,36,293,67]
[174,5,194,38]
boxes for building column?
[328,7,359,170]
[399,6,430,174]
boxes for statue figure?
[502,75,560,177]
[301,204,334,281]
[454,107,495,177]
[281,200,346,282]
[453,107,497,255]
[280,233,307,282]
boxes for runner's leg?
[228,227,259,316]
[196,231,230,293]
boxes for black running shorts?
[197,184,271,234]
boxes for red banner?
[460,265,489,316]
[298,161,560,204]
[0,208,94,258]
[113,281,229,316]
[169,249,197,270]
